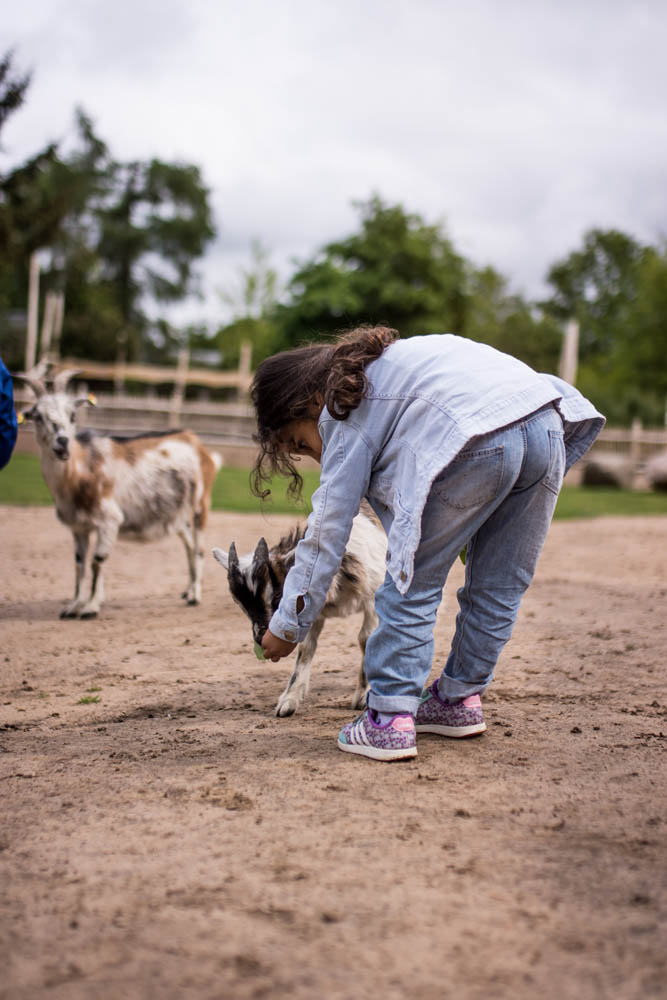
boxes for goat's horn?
[14,372,46,398]
[53,368,81,393]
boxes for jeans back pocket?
[433,445,505,510]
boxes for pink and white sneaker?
[415,680,486,738]
[337,710,417,761]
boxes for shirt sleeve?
[0,361,18,471]
[268,419,375,644]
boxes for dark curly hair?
[250,325,397,500]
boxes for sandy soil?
[1,506,666,1000]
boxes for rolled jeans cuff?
[438,673,488,701]
[367,692,420,716]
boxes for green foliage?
[544,229,644,351]
[465,266,562,372]
[543,229,667,424]
[621,247,667,412]
[267,196,564,375]
[0,65,215,368]
[212,315,276,370]
[0,51,30,131]
[70,147,215,362]
[273,195,467,351]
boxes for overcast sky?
[3,0,667,330]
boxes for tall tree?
[0,60,216,367]
[66,144,215,361]
[542,228,664,423]
[465,266,562,373]
[273,195,467,350]
[543,228,645,360]
[0,51,67,367]
[617,246,667,422]
[0,50,29,133]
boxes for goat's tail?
[211,451,224,473]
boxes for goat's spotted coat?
[17,369,221,618]
[213,503,386,716]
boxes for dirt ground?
[1,506,666,1000]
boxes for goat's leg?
[191,513,206,605]
[60,532,90,619]
[276,617,325,717]
[351,605,377,709]
[79,516,120,619]
[177,520,199,605]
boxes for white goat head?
[17,368,93,461]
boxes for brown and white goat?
[212,503,386,716]
[17,368,222,618]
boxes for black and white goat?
[17,367,222,618]
[212,503,386,716]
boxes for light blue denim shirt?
[268,334,605,644]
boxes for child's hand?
[261,629,297,662]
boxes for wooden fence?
[13,354,667,472]
[13,348,258,463]
[595,420,667,463]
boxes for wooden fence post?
[25,250,41,372]
[38,291,57,363]
[52,292,65,360]
[630,417,642,466]
[169,346,190,427]
[239,340,252,398]
[559,319,579,386]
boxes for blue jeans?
[365,404,566,715]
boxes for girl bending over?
[251,326,604,762]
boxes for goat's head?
[16,368,94,461]
[212,538,296,646]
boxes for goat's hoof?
[80,611,98,619]
[351,690,369,710]
[275,700,298,718]
[60,609,78,619]
[186,598,199,606]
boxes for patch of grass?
[86,686,102,693]
[0,452,318,516]
[3,453,667,518]
[0,453,53,505]
[554,485,667,518]
[77,695,100,704]
[210,465,318,515]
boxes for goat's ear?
[251,537,270,579]
[212,547,229,570]
[20,406,37,422]
[228,542,241,574]
[282,546,298,572]
[253,537,269,563]
[75,394,97,409]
